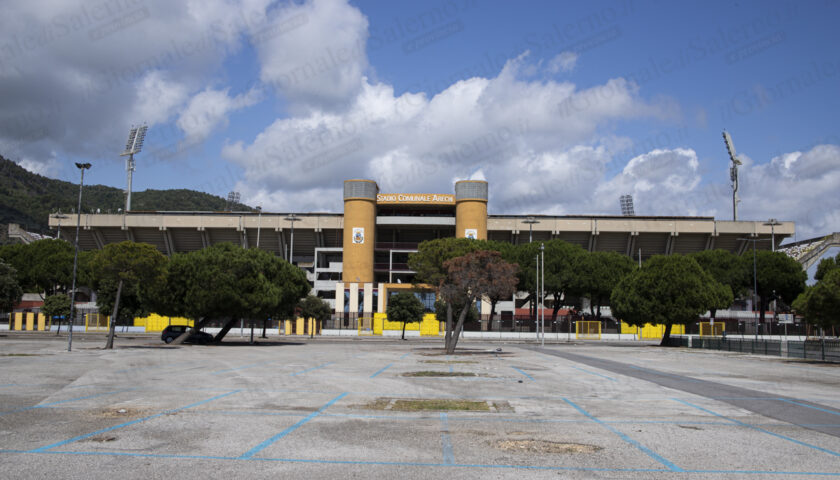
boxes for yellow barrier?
[621,322,685,339]
[295,318,304,335]
[699,322,724,337]
[283,320,292,335]
[576,320,601,340]
[37,313,46,331]
[137,314,193,332]
[25,312,34,331]
[372,312,440,336]
[14,312,22,330]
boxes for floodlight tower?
[723,130,742,221]
[120,124,148,212]
[620,195,635,216]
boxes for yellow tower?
[343,179,378,284]
[455,180,488,240]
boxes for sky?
[1,0,839,240]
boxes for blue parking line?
[570,366,617,382]
[0,389,134,416]
[400,353,411,359]
[563,398,684,472]
[674,398,840,458]
[290,362,334,376]
[776,399,840,417]
[29,390,241,453]
[511,367,534,381]
[440,413,454,465]
[449,365,453,373]
[370,363,394,378]
[239,392,348,459]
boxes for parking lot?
[1,334,840,479]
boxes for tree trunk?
[447,300,472,354]
[758,296,767,329]
[444,303,453,351]
[55,319,61,335]
[489,299,498,331]
[659,322,674,346]
[105,279,124,349]
[401,321,406,340]
[261,318,268,338]
[551,295,561,328]
[214,317,238,343]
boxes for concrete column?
[377,283,386,313]
[349,283,359,316]
[334,282,345,315]
[343,180,378,284]
[363,283,373,315]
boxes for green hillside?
[0,156,253,236]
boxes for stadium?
[48,178,794,334]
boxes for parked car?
[161,325,213,345]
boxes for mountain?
[0,156,253,238]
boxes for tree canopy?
[569,250,635,319]
[751,250,806,323]
[611,254,727,345]
[793,269,840,331]
[689,249,747,321]
[88,241,168,348]
[408,237,494,287]
[386,292,425,340]
[0,239,73,297]
[0,261,23,312]
[815,252,840,282]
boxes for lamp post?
[738,237,771,341]
[523,216,539,243]
[285,214,300,265]
[53,213,68,240]
[540,242,545,347]
[255,206,262,249]
[68,162,91,352]
[764,218,781,252]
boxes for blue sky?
[1,0,838,238]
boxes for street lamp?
[523,216,539,243]
[285,214,301,265]
[53,213,68,240]
[255,206,262,249]
[763,218,781,252]
[738,236,771,341]
[540,242,545,347]
[68,162,91,352]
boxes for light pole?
[285,214,300,265]
[53,213,68,240]
[523,216,539,243]
[738,237,771,341]
[764,218,781,252]
[255,206,262,249]
[68,162,91,352]
[540,242,545,347]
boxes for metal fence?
[666,336,840,362]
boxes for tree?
[610,255,724,345]
[793,269,840,333]
[408,237,492,287]
[569,250,634,320]
[41,293,71,333]
[89,242,168,349]
[149,243,309,344]
[0,261,23,313]
[815,252,840,282]
[0,240,73,297]
[298,295,332,338]
[387,292,425,340]
[751,250,806,325]
[440,250,518,353]
[690,249,748,323]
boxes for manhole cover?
[494,440,602,454]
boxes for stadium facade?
[49,179,794,323]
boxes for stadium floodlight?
[68,162,91,351]
[226,191,241,211]
[285,214,301,265]
[620,195,635,216]
[523,216,539,243]
[120,124,148,212]
[255,206,262,249]
[723,130,742,221]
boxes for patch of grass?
[403,371,476,377]
[362,398,491,412]
[494,439,602,454]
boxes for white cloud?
[548,51,577,73]
[252,0,369,112]
[177,87,261,143]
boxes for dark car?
[161,325,213,345]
